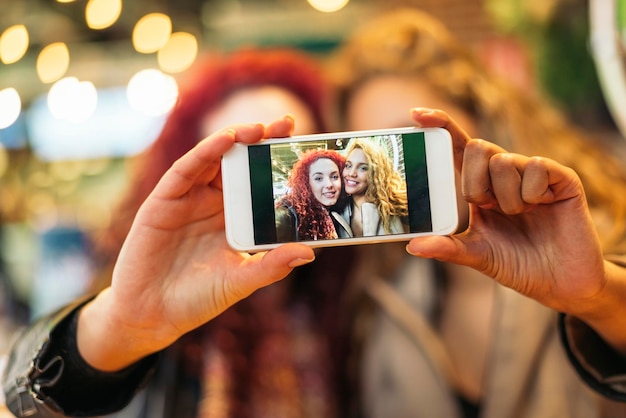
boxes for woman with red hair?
[2,46,358,418]
[275,149,350,242]
[98,47,332,275]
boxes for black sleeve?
[559,313,626,401]
[275,206,297,243]
[2,296,160,417]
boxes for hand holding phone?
[76,120,317,372]
[222,127,458,252]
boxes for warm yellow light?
[26,192,58,229]
[56,0,78,3]
[48,77,98,123]
[0,143,8,179]
[0,25,29,64]
[85,0,123,30]
[307,0,350,13]
[133,13,172,54]
[37,42,70,84]
[157,32,198,74]
[0,88,21,129]
[127,69,178,116]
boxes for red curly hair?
[90,47,355,416]
[277,149,346,241]
[94,47,330,276]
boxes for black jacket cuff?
[559,313,626,401]
[2,296,159,417]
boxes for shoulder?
[275,205,298,242]
[389,215,408,234]
[275,205,298,222]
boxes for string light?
[0,143,7,179]
[127,69,178,116]
[37,43,70,84]
[157,32,198,73]
[0,88,22,129]
[0,25,29,64]
[85,0,123,30]
[306,0,350,13]
[133,13,172,53]
[47,77,98,123]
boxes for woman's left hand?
[407,108,626,353]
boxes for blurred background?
[0,0,624,346]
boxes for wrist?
[76,288,176,372]
[563,260,626,354]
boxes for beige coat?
[333,202,406,237]
[350,247,626,418]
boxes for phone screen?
[246,131,432,245]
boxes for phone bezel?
[222,126,458,252]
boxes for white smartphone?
[221,126,458,252]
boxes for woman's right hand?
[407,108,626,354]
[77,117,315,372]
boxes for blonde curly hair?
[344,138,408,233]
[329,7,626,253]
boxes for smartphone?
[221,126,458,252]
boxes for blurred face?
[343,148,369,196]
[345,75,478,229]
[201,86,317,136]
[309,158,341,206]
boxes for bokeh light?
[0,88,22,129]
[28,170,55,189]
[0,25,29,64]
[50,160,86,182]
[47,77,98,123]
[0,143,8,179]
[85,0,123,30]
[157,32,198,73]
[127,69,179,116]
[37,42,71,84]
[133,13,172,54]
[26,192,58,230]
[307,0,350,13]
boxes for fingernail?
[405,245,422,257]
[288,257,314,268]
[410,108,425,126]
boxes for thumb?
[237,244,315,294]
[406,235,468,264]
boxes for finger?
[230,116,294,144]
[232,123,268,144]
[236,244,315,295]
[264,114,296,138]
[462,139,507,208]
[489,154,579,212]
[521,156,580,204]
[489,153,527,214]
[410,107,473,170]
[152,129,237,199]
[406,235,478,267]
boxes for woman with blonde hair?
[327,6,626,417]
[341,137,408,236]
[330,7,626,251]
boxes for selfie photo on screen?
[252,132,433,244]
